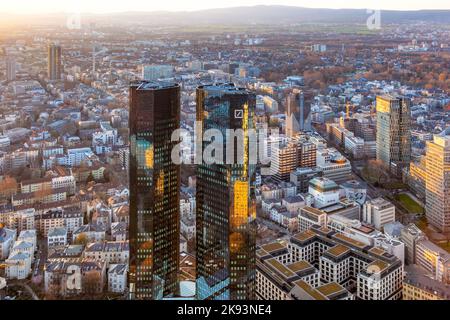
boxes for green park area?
[394,194,424,214]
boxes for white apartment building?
[298,206,328,232]
[72,224,107,243]
[316,148,352,183]
[256,239,355,300]
[308,177,340,209]
[400,223,424,265]
[10,240,34,262]
[327,215,404,264]
[0,226,16,259]
[17,229,37,253]
[84,241,129,267]
[0,208,35,233]
[180,216,195,240]
[51,175,76,195]
[362,198,396,230]
[415,238,450,284]
[48,227,68,248]
[37,208,83,237]
[52,147,94,167]
[257,225,403,300]
[108,264,128,293]
[5,252,32,280]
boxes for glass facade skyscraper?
[376,95,411,175]
[129,81,180,299]
[48,43,62,80]
[196,83,257,300]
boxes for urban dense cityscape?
[0,3,449,303]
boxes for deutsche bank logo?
[235,109,243,119]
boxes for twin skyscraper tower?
[129,82,257,300]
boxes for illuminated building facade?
[376,96,411,175]
[196,83,257,300]
[425,129,450,233]
[48,43,62,80]
[403,265,449,300]
[271,140,316,182]
[129,81,180,299]
[271,141,299,182]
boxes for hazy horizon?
[1,1,449,15]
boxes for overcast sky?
[1,0,449,14]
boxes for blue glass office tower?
[196,83,257,300]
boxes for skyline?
[1,1,450,15]
[0,0,449,304]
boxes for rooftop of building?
[198,83,249,95]
[48,244,85,259]
[283,195,305,204]
[300,206,326,217]
[286,260,314,273]
[367,260,389,274]
[291,280,327,300]
[316,282,348,299]
[309,177,339,192]
[265,258,296,279]
[333,232,369,250]
[292,229,316,243]
[109,263,127,275]
[260,241,288,255]
[365,197,394,209]
[133,80,179,91]
[325,244,351,258]
[404,265,450,299]
[48,227,68,237]
[45,258,106,273]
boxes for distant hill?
[93,6,450,25]
[1,6,449,26]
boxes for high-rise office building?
[271,140,316,182]
[271,141,299,182]
[6,57,16,81]
[298,140,316,168]
[129,81,180,299]
[196,83,257,300]
[286,90,312,137]
[142,65,174,81]
[48,43,62,80]
[425,128,450,232]
[376,95,411,175]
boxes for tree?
[86,172,95,184]
[74,233,89,246]
[82,270,102,296]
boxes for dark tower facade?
[48,43,62,80]
[129,81,180,299]
[196,83,257,300]
[376,95,411,176]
